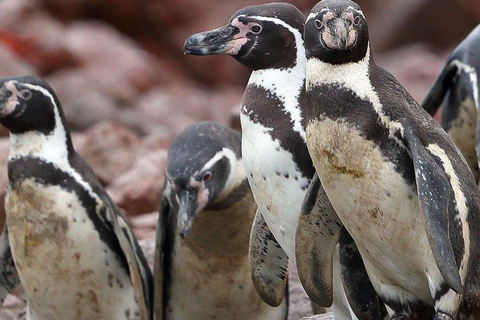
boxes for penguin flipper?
[295,173,343,307]
[110,210,154,320]
[0,223,21,303]
[339,228,384,320]
[154,186,169,320]
[249,209,288,307]
[402,120,463,294]
[421,59,458,116]
[59,152,154,319]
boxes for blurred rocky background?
[0,0,478,318]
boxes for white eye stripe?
[306,8,330,22]
[307,7,365,22]
[346,6,365,18]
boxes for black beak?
[184,24,241,55]
[177,189,199,239]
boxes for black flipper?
[339,228,384,320]
[295,173,343,307]
[249,209,288,307]
[0,224,21,303]
[154,183,169,320]
[421,60,458,116]
[70,153,154,320]
[402,120,463,294]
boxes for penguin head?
[305,0,369,64]
[184,3,305,70]
[0,75,65,135]
[165,122,244,238]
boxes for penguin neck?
[214,154,246,204]
[246,24,307,142]
[306,44,372,94]
[9,107,74,168]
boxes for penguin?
[183,3,382,320]
[298,0,480,319]
[422,24,480,182]
[0,225,21,303]
[153,121,287,320]
[0,75,153,320]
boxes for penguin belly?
[6,179,140,320]
[307,119,444,306]
[166,222,286,320]
[240,113,310,263]
[444,98,478,181]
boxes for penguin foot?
[434,312,453,320]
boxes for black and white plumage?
[422,24,480,182]
[153,122,286,320]
[183,3,381,320]
[0,75,152,320]
[300,0,480,319]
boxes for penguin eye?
[314,19,323,29]
[353,16,361,26]
[202,171,212,182]
[20,89,32,100]
[250,24,262,34]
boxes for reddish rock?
[46,70,119,131]
[0,0,75,74]
[357,0,479,53]
[64,21,164,93]
[377,44,450,103]
[131,85,242,136]
[0,44,37,78]
[107,149,167,216]
[129,211,158,241]
[0,294,26,320]
[139,131,178,154]
[76,121,140,185]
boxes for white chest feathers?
[306,118,454,304]
[6,179,140,320]
[240,114,309,262]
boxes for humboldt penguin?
[153,121,287,320]
[0,75,153,320]
[299,0,480,318]
[184,3,382,320]
[422,24,480,182]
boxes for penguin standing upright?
[422,24,480,182]
[298,0,480,319]
[153,122,286,320]
[184,3,383,320]
[0,75,153,320]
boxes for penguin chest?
[166,221,285,320]
[306,119,439,302]
[6,179,139,320]
[240,113,309,261]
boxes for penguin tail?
[421,59,459,116]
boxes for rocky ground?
[0,0,478,318]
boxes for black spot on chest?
[242,84,315,179]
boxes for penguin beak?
[177,189,199,239]
[322,18,357,50]
[184,24,244,55]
